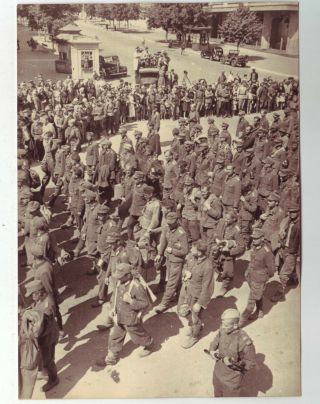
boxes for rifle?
[203,349,246,373]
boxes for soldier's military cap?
[85,190,97,202]
[221,122,229,128]
[133,171,144,179]
[61,144,71,151]
[114,263,133,279]
[184,177,194,186]
[123,143,133,151]
[27,200,40,213]
[30,242,45,259]
[97,205,110,215]
[70,152,80,162]
[216,156,225,164]
[273,112,280,118]
[18,149,27,158]
[184,140,194,146]
[166,212,180,224]
[106,229,121,243]
[19,188,33,199]
[143,185,154,196]
[252,228,264,239]
[262,156,275,166]
[172,128,179,136]
[268,191,280,202]
[288,203,300,212]
[196,240,207,253]
[208,117,215,123]
[194,124,203,131]
[25,279,44,297]
[221,308,240,320]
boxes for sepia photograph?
[17,1,301,399]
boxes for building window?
[81,50,93,71]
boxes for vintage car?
[200,45,224,61]
[135,67,159,87]
[220,49,249,67]
[99,53,127,79]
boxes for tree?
[218,6,263,50]
[147,3,208,40]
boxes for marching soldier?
[154,212,189,313]
[85,132,99,183]
[239,229,275,326]
[208,309,256,397]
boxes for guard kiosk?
[55,35,101,79]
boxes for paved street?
[17,20,300,399]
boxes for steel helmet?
[221,309,240,320]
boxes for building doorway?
[270,15,290,51]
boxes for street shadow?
[241,353,273,396]
[120,29,153,35]
[55,256,97,302]
[233,258,249,290]
[47,329,107,399]
[201,295,238,339]
[247,55,266,62]
[263,279,282,315]
[62,298,103,352]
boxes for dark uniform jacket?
[158,226,189,263]
[221,174,241,208]
[210,328,256,388]
[247,244,275,283]
[111,279,150,326]
[86,142,99,166]
[186,256,214,308]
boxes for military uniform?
[221,173,241,212]
[199,193,223,246]
[86,141,99,182]
[210,328,256,397]
[213,219,245,290]
[238,189,258,246]
[157,223,189,308]
[210,165,227,197]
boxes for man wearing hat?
[232,140,246,176]
[127,172,147,240]
[260,191,285,251]
[178,240,215,349]
[271,202,300,302]
[256,157,278,213]
[209,157,227,198]
[208,308,256,397]
[137,185,161,257]
[238,180,258,247]
[199,185,223,247]
[118,127,133,158]
[47,140,68,208]
[24,279,60,392]
[286,139,300,177]
[239,228,275,327]
[180,177,201,242]
[154,212,189,313]
[95,263,154,367]
[22,201,43,268]
[221,165,241,213]
[85,132,99,183]
[220,123,231,146]
[163,150,179,191]
[236,110,250,138]
[269,137,287,170]
[74,189,99,259]
[147,127,161,157]
[65,118,81,152]
[207,117,219,147]
[134,130,147,161]
[30,241,65,339]
[212,211,245,297]
[252,129,270,161]
[195,142,214,187]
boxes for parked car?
[136,67,159,87]
[220,50,249,67]
[200,45,224,61]
[99,53,127,79]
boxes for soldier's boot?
[138,341,155,358]
[41,377,59,392]
[271,289,286,302]
[181,335,199,349]
[97,318,114,331]
[239,309,251,328]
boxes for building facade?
[204,2,298,55]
